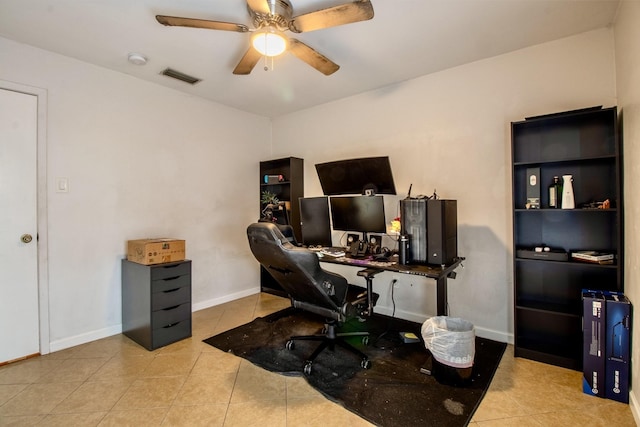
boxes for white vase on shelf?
[561,175,575,209]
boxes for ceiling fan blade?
[156,15,249,32]
[289,0,374,33]
[288,38,339,76]
[246,0,272,15]
[233,46,263,75]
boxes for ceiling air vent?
[160,68,201,85]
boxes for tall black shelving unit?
[259,157,304,296]
[511,106,622,370]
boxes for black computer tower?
[400,199,428,263]
[427,199,457,265]
[400,198,457,265]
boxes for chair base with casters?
[246,222,379,375]
[286,318,372,375]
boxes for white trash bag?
[421,316,475,369]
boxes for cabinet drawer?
[152,302,191,328]
[152,274,190,293]
[152,318,192,349]
[152,285,191,310]
[151,261,191,280]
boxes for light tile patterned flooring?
[0,293,636,426]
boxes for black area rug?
[204,307,506,427]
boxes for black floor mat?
[204,307,506,427]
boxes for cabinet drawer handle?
[162,276,180,281]
[163,288,181,293]
[162,305,180,311]
[163,321,180,329]
[161,264,181,269]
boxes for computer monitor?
[329,195,386,242]
[315,156,397,196]
[299,197,332,247]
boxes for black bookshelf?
[258,157,303,296]
[511,106,623,370]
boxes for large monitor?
[329,195,386,241]
[299,197,332,247]
[315,156,397,196]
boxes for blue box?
[604,292,631,403]
[582,290,606,397]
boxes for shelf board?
[260,181,292,186]
[515,304,580,318]
[514,208,617,212]
[514,346,581,371]
[515,257,618,268]
[513,154,616,167]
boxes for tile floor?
[0,293,636,426]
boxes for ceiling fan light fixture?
[251,27,287,57]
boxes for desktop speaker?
[427,199,457,265]
[368,234,383,246]
[400,199,428,263]
[346,233,360,245]
[368,234,383,255]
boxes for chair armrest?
[357,268,383,279]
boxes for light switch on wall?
[56,177,69,193]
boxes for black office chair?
[259,203,299,245]
[246,222,378,374]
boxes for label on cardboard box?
[127,238,185,265]
[582,290,605,397]
[604,292,631,403]
[526,167,540,209]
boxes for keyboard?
[320,247,347,257]
[336,256,396,268]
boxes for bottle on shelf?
[561,175,575,209]
[548,176,561,208]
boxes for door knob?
[21,234,33,243]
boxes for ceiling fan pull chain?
[262,54,275,72]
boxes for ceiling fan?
[156,0,374,76]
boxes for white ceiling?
[0,0,620,118]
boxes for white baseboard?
[47,289,513,353]
[192,287,260,312]
[48,324,122,353]
[630,390,640,425]
[475,327,513,344]
[47,287,261,353]
[373,305,511,344]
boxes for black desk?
[318,254,464,316]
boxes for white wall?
[0,37,270,350]
[272,28,617,342]
[614,0,640,419]
[0,26,623,352]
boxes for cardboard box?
[127,239,185,265]
[604,292,631,403]
[582,290,606,397]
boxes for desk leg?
[365,277,374,316]
[357,268,382,317]
[436,277,448,316]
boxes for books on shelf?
[571,251,615,264]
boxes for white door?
[0,88,40,363]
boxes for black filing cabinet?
[122,259,192,350]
